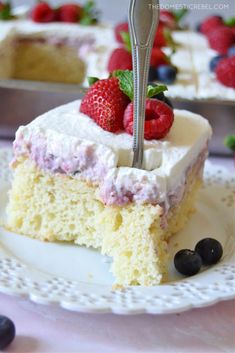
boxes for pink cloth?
[1,293,235,353]
[0,143,234,353]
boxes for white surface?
[0,148,234,315]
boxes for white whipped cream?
[14,100,212,206]
[171,30,235,100]
[163,31,197,99]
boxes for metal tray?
[0,80,234,156]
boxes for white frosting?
[170,31,235,100]
[164,44,197,99]
[15,100,212,201]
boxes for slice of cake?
[6,72,212,286]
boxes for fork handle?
[128,0,160,168]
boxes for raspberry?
[30,2,55,23]
[114,22,129,43]
[216,55,235,88]
[200,15,224,35]
[208,26,235,54]
[153,22,167,48]
[107,48,132,72]
[150,47,169,67]
[123,98,174,140]
[80,77,130,132]
[160,10,177,29]
[57,3,82,23]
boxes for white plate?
[0,148,235,315]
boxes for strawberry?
[57,3,82,23]
[200,16,224,35]
[153,22,168,48]
[30,2,55,23]
[0,1,13,20]
[160,10,177,29]
[123,98,174,140]
[80,77,130,132]
[216,55,235,88]
[207,27,235,54]
[231,26,235,36]
[114,22,129,43]
[107,48,132,72]
[150,47,169,67]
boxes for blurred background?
[1,0,235,155]
[13,0,235,25]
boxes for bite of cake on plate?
[5,71,212,286]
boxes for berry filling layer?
[15,34,96,59]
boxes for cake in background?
[0,1,116,84]
[5,71,212,286]
[0,2,234,99]
[107,10,235,100]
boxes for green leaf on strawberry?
[80,0,99,25]
[120,31,132,53]
[164,28,178,53]
[0,1,14,20]
[224,134,235,151]
[88,76,99,86]
[113,70,167,101]
[172,9,188,23]
[224,17,235,27]
[113,70,134,100]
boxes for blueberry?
[195,238,223,265]
[148,66,158,82]
[209,55,226,72]
[0,316,15,350]
[174,249,202,276]
[156,65,177,84]
[228,45,235,57]
[153,91,173,108]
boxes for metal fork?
[128,0,160,169]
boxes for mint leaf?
[114,70,168,101]
[147,84,168,98]
[173,9,188,23]
[113,70,134,100]
[80,0,99,25]
[88,76,99,86]
[224,17,235,27]
[224,134,235,151]
[120,31,132,53]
